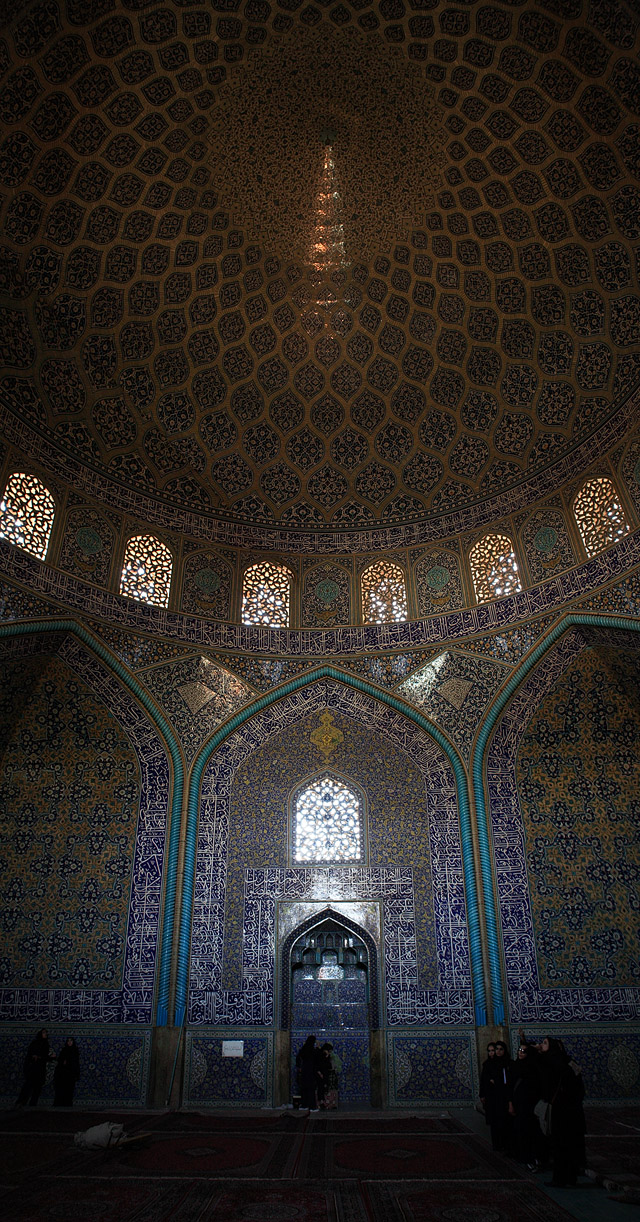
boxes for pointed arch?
[280,905,380,1029]
[180,666,484,1028]
[471,611,640,1024]
[0,618,184,1027]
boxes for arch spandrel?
[185,672,479,1030]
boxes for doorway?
[289,916,373,1105]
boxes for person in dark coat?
[16,1029,55,1107]
[484,1040,513,1153]
[53,1037,80,1107]
[537,1035,586,1187]
[295,1035,322,1111]
[479,1041,496,1121]
[508,1041,543,1167]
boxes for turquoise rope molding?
[179,666,489,1029]
[0,618,184,1028]
[472,611,640,1027]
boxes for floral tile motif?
[396,651,509,760]
[488,627,640,1023]
[138,656,254,761]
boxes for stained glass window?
[573,476,630,558]
[120,534,173,607]
[0,472,55,559]
[469,532,522,602]
[292,774,364,864]
[242,561,292,626]
[361,560,407,623]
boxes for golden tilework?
[0,4,638,534]
[517,646,640,990]
[0,654,139,989]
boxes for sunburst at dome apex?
[206,25,447,265]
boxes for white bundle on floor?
[74,1121,125,1150]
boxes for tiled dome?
[1,0,639,546]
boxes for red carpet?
[2,1107,628,1221]
[365,1181,577,1221]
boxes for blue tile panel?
[0,632,170,1025]
[0,1026,151,1107]
[189,680,472,1028]
[291,1029,371,1104]
[510,1027,640,1103]
[387,1031,478,1106]
[184,1031,271,1106]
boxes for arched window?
[361,559,407,624]
[469,532,522,602]
[242,561,291,626]
[291,773,364,864]
[120,534,173,607]
[573,476,630,557]
[0,472,55,559]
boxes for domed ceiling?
[1,0,639,542]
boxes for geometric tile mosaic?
[396,650,509,760]
[138,654,252,762]
[0,631,170,1025]
[488,626,640,1024]
[189,680,473,1028]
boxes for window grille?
[120,534,173,607]
[0,472,55,559]
[573,476,630,558]
[242,561,291,626]
[469,532,521,602]
[361,559,407,623]
[292,774,364,864]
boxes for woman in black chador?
[537,1036,585,1187]
[53,1037,80,1107]
[295,1035,322,1111]
[484,1040,513,1153]
[16,1029,55,1107]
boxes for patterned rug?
[4,1175,582,1222]
[363,1181,578,1222]
[3,1178,369,1222]
[297,1131,513,1180]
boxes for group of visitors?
[480,1034,585,1188]
[295,1035,342,1111]
[16,1029,80,1108]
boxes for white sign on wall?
[222,1040,244,1058]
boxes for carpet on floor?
[364,1179,579,1222]
[297,1131,515,1180]
[3,1178,369,1222]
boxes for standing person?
[16,1029,55,1107]
[484,1040,513,1153]
[53,1037,80,1107]
[295,1035,322,1111]
[537,1036,585,1187]
[320,1042,341,1110]
[479,1041,496,1121]
[509,1041,542,1168]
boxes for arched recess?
[472,613,640,1026]
[280,905,380,1030]
[0,619,184,1027]
[180,667,485,1029]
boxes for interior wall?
[487,627,640,1100]
[0,631,171,1107]
[184,677,478,1108]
